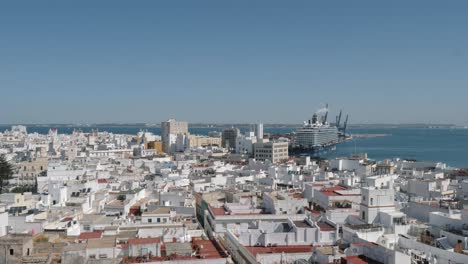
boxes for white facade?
[255,123,263,140]
[253,140,289,164]
[0,206,8,237]
[360,187,395,224]
[235,132,257,155]
[161,119,188,154]
[263,192,308,215]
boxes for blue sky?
[1,1,467,125]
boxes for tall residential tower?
[161,119,188,153]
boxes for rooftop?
[246,245,313,256]
[87,237,116,249]
[128,237,161,245]
[315,246,335,255]
[148,207,171,214]
[317,222,335,231]
[341,255,383,264]
[345,224,383,231]
[78,231,102,240]
[293,220,313,228]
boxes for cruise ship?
[291,105,348,155]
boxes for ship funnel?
[312,114,318,124]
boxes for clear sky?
[1,1,467,125]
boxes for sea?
[1,125,467,168]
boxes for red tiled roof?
[320,191,337,197]
[246,245,313,256]
[292,193,304,199]
[321,186,346,192]
[128,237,161,245]
[78,231,102,240]
[341,255,377,264]
[192,239,223,259]
[317,222,335,231]
[320,186,359,197]
[98,179,108,183]
[210,206,227,216]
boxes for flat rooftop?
[246,245,313,256]
[317,222,335,231]
[293,220,313,228]
[345,224,382,231]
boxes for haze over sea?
[2,125,467,168]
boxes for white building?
[255,123,263,140]
[161,119,188,154]
[0,206,8,237]
[253,140,289,164]
[263,191,308,215]
[360,186,396,224]
[235,131,257,155]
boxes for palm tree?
[0,155,14,193]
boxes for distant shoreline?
[0,123,463,129]
[351,133,391,139]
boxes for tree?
[0,155,14,194]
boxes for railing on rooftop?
[344,224,383,232]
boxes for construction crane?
[336,110,342,127]
[343,114,349,135]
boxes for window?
[10,249,14,255]
[157,218,161,223]
[99,254,108,259]
[362,211,366,220]
[148,218,152,223]
[370,198,374,205]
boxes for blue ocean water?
[325,128,468,168]
[1,125,467,168]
